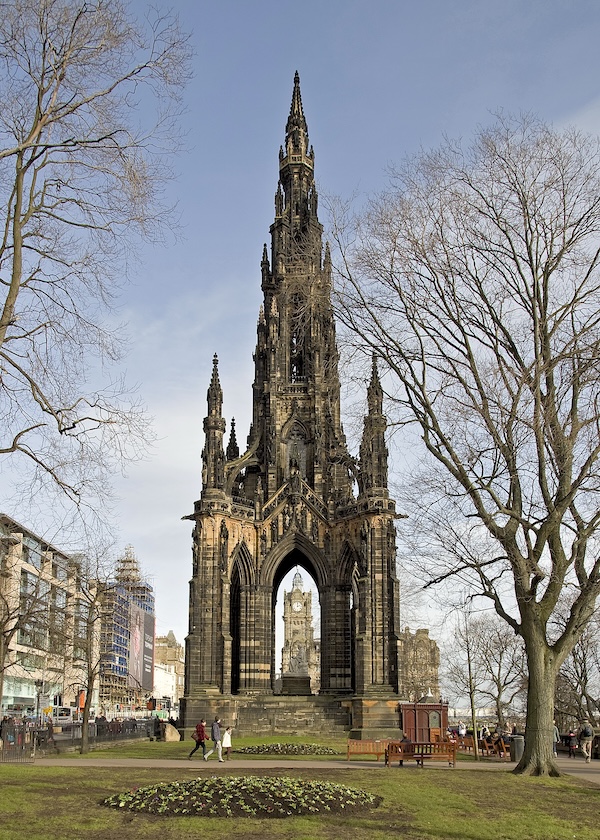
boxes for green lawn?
[1,740,598,840]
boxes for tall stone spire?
[285,71,309,157]
[359,355,389,495]
[201,354,225,494]
[238,71,353,503]
[271,71,319,262]
[183,75,402,722]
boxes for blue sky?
[5,0,600,648]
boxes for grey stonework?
[182,74,403,735]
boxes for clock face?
[292,600,303,612]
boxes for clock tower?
[281,571,320,693]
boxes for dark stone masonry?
[181,74,419,739]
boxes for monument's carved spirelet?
[181,74,406,737]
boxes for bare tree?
[332,115,600,776]
[465,614,525,729]
[0,0,191,518]
[554,612,600,729]
[444,612,485,759]
[67,557,106,754]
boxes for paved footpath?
[33,754,600,787]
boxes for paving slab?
[32,754,600,786]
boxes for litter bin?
[510,735,524,762]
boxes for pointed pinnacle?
[286,71,308,142]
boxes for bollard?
[510,734,524,762]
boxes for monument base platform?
[181,693,352,737]
[181,693,416,741]
[347,696,403,740]
[280,674,312,695]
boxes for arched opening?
[429,710,442,742]
[226,534,356,697]
[228,542,254,696]
[271,548,320,694]
[350,569,359,694]
[230,563,241,694]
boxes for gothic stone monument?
[181,74,401,738]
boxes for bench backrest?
[347,739,389,752]
[414,741,455,753]
[347,739,391,759]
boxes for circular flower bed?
[102,775,382,818]
[234,742,342,755]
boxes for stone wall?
[181,694,351,738]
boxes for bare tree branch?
[0,0,191,524]
[332,114,600,776]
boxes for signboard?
[128,604,155,692]
[142,610,155,692]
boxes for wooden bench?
[484,736,510,759]
[414,741,457,766]
[459,735,475,752]
[346,739,390,761]
[386,740,457,767]
[385,741,416,765]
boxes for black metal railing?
[0,718,152,760]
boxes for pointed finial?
[207,353,223,415]
[285,71,308,155]
[367,354,383,414]
[211,353,219,382]
[226,417,239,460]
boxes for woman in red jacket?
[188,718,207,760]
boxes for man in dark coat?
[204,716,224,761]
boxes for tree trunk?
[514,637,560,776]
[79,663,95,754]
[0,635,5,714]
[80,705,89,754]
[495,696,504,730]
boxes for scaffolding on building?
[98,545,155,715]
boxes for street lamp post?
[34,679,43,724]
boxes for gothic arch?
[223,432,261,496]
[338,539,360,587]
[281,414,309,441]
[229,540,255,585]
[228,541,255,695]
[260,532,329,590]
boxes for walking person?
[222,726,232,760]
[204,716,224,762]
[567,729,577,758]
[578,719,594,763]
[188,718,207,760]
[552,720,560,758]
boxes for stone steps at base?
[182,694,352,736]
